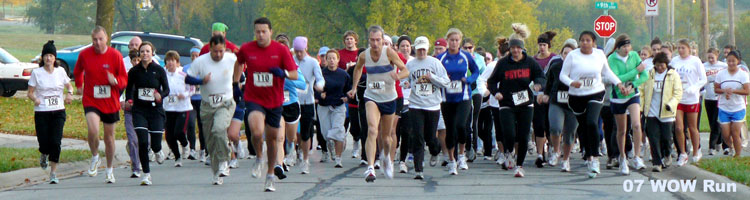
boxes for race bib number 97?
[415,83,433,96]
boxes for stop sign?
[594,15,617,38]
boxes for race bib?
[44,96,61,107]
[208,94,224,108]
[446,81,463,94]
[138,88,155,101]
[512,90,529,105]
[368,81,385,93]
[415,83,433,96]
[654,81,664,92]
[253,72,273,87]
[284,91,290,103]
[93,85,111,99]
[580,77,595,89]
[166,95,178,106]
[557,91,569,103]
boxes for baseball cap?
[414,36,429,50]
[318,46,330,56]
[434,38,447,47]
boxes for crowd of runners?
[28,17,748,191]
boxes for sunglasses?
[463,46,474,50]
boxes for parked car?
[31,41,131,77]
[0,47,38,97]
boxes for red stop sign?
[594,15,617,38]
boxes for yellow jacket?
[640,68,683,120]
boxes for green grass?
[696,156,750,186]
[0,22,90,62]
[699,103,750,132]
[0,97,126,140]
[0,147,101,173]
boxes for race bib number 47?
[447,81,462,94]
[93,85,111,99]
[254,72,273,87]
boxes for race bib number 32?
[138,88,155,101]
[447,81,463,94]
[93,85,111,99]
[253,72,273,87]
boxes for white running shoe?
[634,157,646,170]
[321,151,330,163]
[458,155,469,170]
[105,168,115,183]
[448,161,458,175]
[496,152,506,166]
[429,155,438,167]
[264,175,276,192]
[205,155,211,166]
[548,152,559,166]
[181,145,189,160]
[49,173,59,184]
[514,167,525,178]
[352,142,360,158]
[212,174,223,185]
[87,156,101,177]
[360,159,368,166]
[399,161,408,173]
[301,160,310,174]
[335,157,343,168]
[140,173,151,186]
[692,149,703,163]
[560,159,571,172]
[591,157,600,174]
[219,161,230,177]
[383,156,394,179]
[327,141,335,161]
[251,158,262,178]
[619,157,630,175]
[364,167,376,182]
[375,160,382,170]
[155,151,165,164]
[229,158,238,169]
[131,171,141,178]
[199,150,206,162]
[175,158,183,167]
[189,149,197,160]
[676,153,688,166]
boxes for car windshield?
[0,48,20,64]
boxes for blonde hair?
[509,23,530,41]
[445,28,463,39]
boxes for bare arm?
[388,48,409,80]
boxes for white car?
[0,47,38,97]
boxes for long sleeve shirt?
[283,69,307,106]
[671,55,707,104]
[74,47,128,114]
[126,61,170,109]
[608,51,648,103]
[318,67,351,106]
[543,57,571,106]
[406,56,451,111]
[560,48,621,96]
[436,50,479,103]
[487,52,545,107]
[295,55,324,105]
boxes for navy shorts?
[245,101,282,128]
[610,96,640,115]
[364,98,397,115]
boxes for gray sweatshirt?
[406,56,451,111]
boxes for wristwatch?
[284,70,290,77]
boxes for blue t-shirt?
[283,69,307,106]
[437,50,479,103]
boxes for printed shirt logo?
[458,59,464,64]
[103,64,110,69]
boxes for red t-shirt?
[395,52,406,98]
[236,41,298,108]
[73,47,128,114]
[338,49,359,70]
[200,40,239,55]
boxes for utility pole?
[729,0,736,46]
[701,0,709,60]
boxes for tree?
[95,0,115,35]
[26,0,95,34]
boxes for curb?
[641,160,750,199]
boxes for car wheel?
[2,90,16,97]
[59,60,71,77]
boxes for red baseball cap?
[434,38,447,47]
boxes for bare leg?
[85,113,101,157]
[102,123,116,168]
[365,102,382,166]
[675,111,686,154]
[627,104,643,158]
[687,112,701,155]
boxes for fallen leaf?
[24,178,30,183]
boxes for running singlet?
[363,46,397,103]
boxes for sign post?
[646,0,659,40]
[594,2,618,47]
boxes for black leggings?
[348,105,362,142]
[704,100,728,150]
[569,92,605,159]
[533,100,550,138]
[477,107,494,155]
[35,110,66,163]
[441,100,472,151]
[409,109,440,172]
[357,99,370,160]
[191,100,205,151]
[467,94,481,151]
[165,111,190,160]
[133,109,165,174]
[491,107,504,150]
[498,106,533,166]
[186,109,197,150]
[397,109,410,161]
[645,117,674,166]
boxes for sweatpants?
[409,109,440,172]
[498,106,533,167]
[35,110,66,163]
[200,100,235,175]
[165,111,190,160]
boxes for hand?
[402,81,410,89]
[725,89,732,100]
[537,95,549,104]
[154,91,162,103]
[617,84,627,96]
[321,92,327,99]
[494,93,503,101]
[202,73,212,84]
[389,71,398,81]
[346,62,356,68]
[178,94,186,100]
[571,81,582,88]
[65,93,73,104]
[347,89,357,99]
[533,84,542,92]
[33,98,41,106]
[107,72,117,86]
[76,87,83,95]
[341,97,348,102]
[637,63,646,72]
[269,67,287,78]
[124,100,133,111]
[461,77,467,83]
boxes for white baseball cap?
[414,36,430,50]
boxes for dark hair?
[537,31,557,46]
[138,41,156,56]
[560,43,577,54]
[128,50,139,59]
[727,50,742,61]
[476,46,486,56]
[165,50,180,62]
[397,35,412,47]
[253,17,272,30]
[608,34,631,57]
[724,44,736,51]
[496,37,510,56]
[343,30,359,42]
[209,35,226,47]
[461,38,475,47]
[579,31,597,42]
[653,52,671,66]
[650,37,662,46]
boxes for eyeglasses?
[463,46,474,50]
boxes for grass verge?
[0,147,101,173]
[696,156,750,186]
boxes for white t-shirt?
[703,61,728,101]
[186,53,236,103]
[715,69,750,112]
[28,67,70,112]
[642,57,655,73]
[648,70,675,122]
[670,55,707,104]
[163,68,194,112]
[560,48,621,96]
[478,60,499,108]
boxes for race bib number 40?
[93,85,111,99]
[512,91,529,105]
[138,88,155,101]
[557,91,569,103]
[415,83,433,96]
[253,72,273,87]
[368,81,385,93]
[447,81,463,94]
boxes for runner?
[433,38,447,57]
[347,25,408,182]
[487,23,545,177]
[294,36,325,174]
[396,35,414,172]
[234,17,299,192]
[73,26,128,184]
[405,36,451,179]
[318,50,352,168]
[641,52,682,172]
[714,50,749,158]
[339,31,364,160]
[278,37,308,169]
[200,22,239,55]
[162,51,194,168]
[606,34,649,175]
[671,39,707,165]
[187,35,237,185]
[436,28,479,174]
[478,36,510,164]
[461,37,486,163]
[559,31,624,178]
[532,31,556,167]
[29,40,74,184]
[703,48,729,156]
[183,47,206,162]
[123,49,143,178]
[125,41,170,185]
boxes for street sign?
[594,15,617,38]
[595,2,618,10]
[646,0,659,16]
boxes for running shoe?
[131,171,141,178]
[591,157,601,174]
[321,151,330,163]
[692,149,702,163]
[364,167,376,183]
[514,167,525,178]
[383,156,394,179]
[199,150,206,162]
[188,149,197,160]
[708,148,716,156]
[301,160,310,174]
[535,155,544,168]
[634,157,646,170]
[251,158,262,178]
[140,173,151,185]
[467,149,476,162]
[448,161,458,175]
[181,145,189,160]
[327,140,335,161]
[652,165,662,172]
[87,156,101,177]
[264,175,276,192]
[619,157,630,175]
[496,152,506,167]
[723,148,731,155]
[429,155,438,167]
[676,153,688,166]
[155,151,165,165]
[49,173,58,184]
[40,154,49,170]
[560,159,571,172]
[205,155,211,166]
[352,142,360,158]
[406,153,414,165]
[175,158,183,167]
[458,155,469,170]
[335,157,343,168]
[219,161,230,177]
[213,173,223,185]
[360,159,368,166]
[149,149,155,162]
[606,158,615,169]
[414,172,424,180]
[399,161,408,173]
[274,165,287,180]
[375,160,381,169]
[548,152,559,166]
[229,158,238,169]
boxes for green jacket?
[608,51,648,100]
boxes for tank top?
[363,46,397,102]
